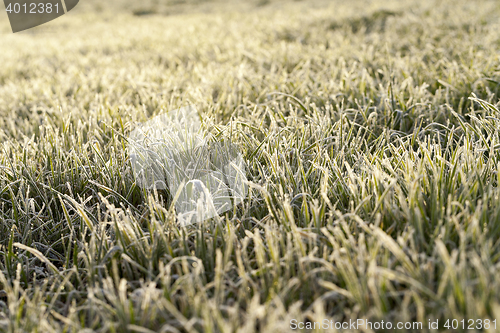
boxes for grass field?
[0,0,500,331]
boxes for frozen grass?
[0,0,499,331]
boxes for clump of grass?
[0,0,499,331]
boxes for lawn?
[0,0,499,331]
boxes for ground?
[0,0,499,332]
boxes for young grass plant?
[0,0,499,331]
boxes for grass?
[0,0,499,331]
